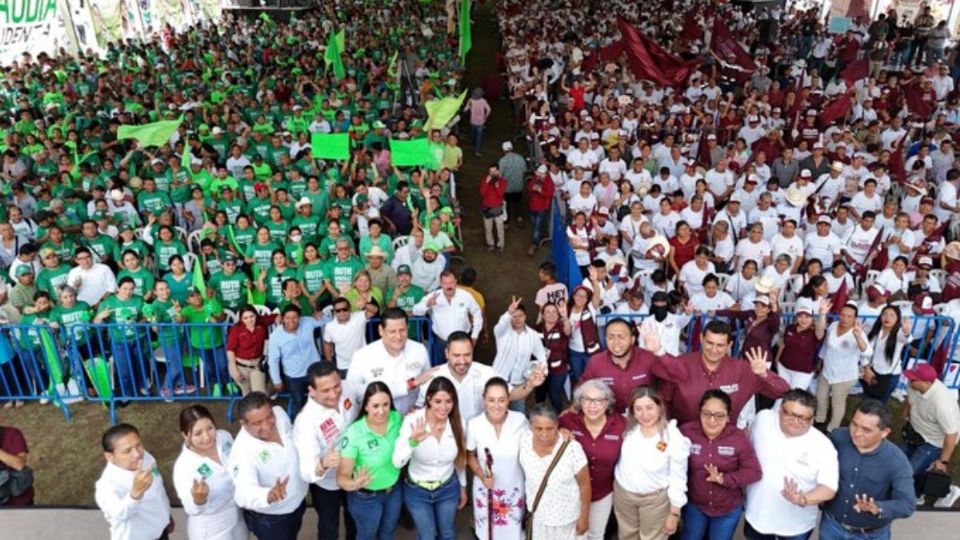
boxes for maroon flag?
[583,41,625,74]
[831,278,848,313]
[617,19,700,87]
[889,131,909,185]
[682,13,702,42]
[903,81,935,119]
[840,58,868,87]
[710,18,755,83]
[819,92,853,125]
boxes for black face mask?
[651,304,669,322]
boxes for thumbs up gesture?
[191,478,209,506]
[130,460,154,501]
[267,476,288,504]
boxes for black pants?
[243,502,305,540]
[310,484,356,540]
[505,191,524,221]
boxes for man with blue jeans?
[819,400,915,540]
[900,363,959,499]
[268,305,325,417]
[526,164,554,256]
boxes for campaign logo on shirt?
[372,367,384,378]
[367,439,380,450]
[344,398,353,411]
[196,463,213,479]
[222,441,232,457]
[719,383,739,394]
[690,443,702,455]
[259,449,271,463]
[718,446,736,456]
[320,418,340,445]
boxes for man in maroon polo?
[579,318,689,414]
[660,320,790,425]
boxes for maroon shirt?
[226,315,275,360]
[559,412,626,501]
[660,353,790,424]
[580,347,689,414]
[0,426,32,506]
[537,321,569,374]
[778,325,824,373]
[716,310,781,357]
[679,421,762,517]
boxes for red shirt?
[0,426,32,506]
[679,421,762,517]
[715,310,781,357]
[226,315,274,359]
[527,175,555,212]
[659,353,791,424]
[580,347,689,414]
[479,175,507,209]
[559,412,626,500]
[669,236,699,271]
[778,325,824,373]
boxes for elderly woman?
[614,386,690,540]
[816,303,873,431]
[679,390,762,540]
[344,270,384,312]
[559,380,626,540]
[775,302,829,391]
[519,404,590,539]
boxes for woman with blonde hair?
[613,386,690,540]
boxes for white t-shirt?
[735,239,772,270]
[322,312,368,370]
[679,260,715,296]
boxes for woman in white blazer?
[172,405,247,540]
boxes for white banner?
[0,0,61,65]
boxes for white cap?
[502,141,513,151]
[536,165,548,173]
[109,189,124,201]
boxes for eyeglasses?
[580,397,608,406]
[700,410,729,421]
[781,408,814,424]
[333,308,350,313]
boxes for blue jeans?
[470,123,485,153]
[347,486,403,540]
[160,340,185,391]
[530,209,548,246]
[403,475,461,540]
[243,502,305,540]
[818,512,890,540]
[681,503,741,540]
[536,371,568,412]
[900,440,942,495]
[430,333,447,367]
[284,375,309,418]
[111,338,149,397]
[198,346,229,389]
[744,519,812,540]
[569,350,589,385]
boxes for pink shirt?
[466,98,491,126]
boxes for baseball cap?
[866,285,889,302]
[800,169,812,178]
[753,295,771,306]
[254,182,268,192]
[795,306,813,316]
[15,265,34,277]
[918,256,934,268]
[536,165,548,174]
[597,207,610,216]
[904,363,938,382]
[397,264,412,276]
[914,293,935,314]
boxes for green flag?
[181,136,192,169]
[325,29,346,80]
[390,139,440,169]
[259,12,274,26]
[39,328,63,396]
[191,257,207,297]
[117,118,183,147]
[425,90,468,130]
[459,0,472,64]
[387,51,399,78]
[311,133,351,160]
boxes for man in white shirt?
[95,423,173,540]
[412,270,484,366]
[934,169,960,223]
[417,331,543,419]
[321,297,369,377]
[744,390,839,539]
[840,211,880,269]
[67,246,117,307]
[492,298,548,411]
[566,137,599,180]
[229,392,308,540]
[598,147,628,182]
[805,214,843,266]
[346,308,432,414]
[293,362,363,540]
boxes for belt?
[407,473,452,491]
[830,514,887,534]
[236,357,262,368]
[359,485,395,494]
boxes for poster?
[0,0,61,64]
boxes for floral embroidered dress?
[466,410,528,540]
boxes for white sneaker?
[934,485,960,508]
[917,495,926,506]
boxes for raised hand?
[704,463,724,485]
[781,476,806,507]
[411,417,430,443]
[267,476,288,504]
[745,347,768,376]
[191,478,209,506]
[130,461,154,500]
[318,449,341,475]
[854,493,880,515]
[819,298,833,315]
[853,319,865,338]
[639,319,662,353]
[508,295,522,314]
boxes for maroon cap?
[904,363,938,383]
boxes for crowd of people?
[3,0,960,539]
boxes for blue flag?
[550,205,581,293]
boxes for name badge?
[196,463,213,479]
[603,434,620,441]
[718,446,736,456]
[631,373,648,381]
[719,383,739,394]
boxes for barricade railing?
[0,316,435,423]
[596,313,959,389]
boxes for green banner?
[324,28,346,80]
[311,132,350,160]
[390,138,439,169]
[458,0,471,64]
[117,118,183,147]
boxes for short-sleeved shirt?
[907,380,960,448]
[339,411,402,491]
[208,271,248,310]
[98,295,145,341]
[0,426,33,505]
[558,412,626,501]
[518,432,589,527]
[179,299,225,349]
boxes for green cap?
[439,206,454,215]
[15,265,34,277]
[423,242,440,253]
[92,210,107,220]
[397,264,412,275]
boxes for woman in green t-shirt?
[153,225,188,273]
[297,243,331,310]
[117,250,155,301]
[93,277,149,399]
[258,250,296,308]
[244,226,279,276]
[344,270,383,313]
[50,286,97,363]
[162,255,193,305]
[337,382,403,540]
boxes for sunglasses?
[334,307,350,313]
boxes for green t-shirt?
[41,239,76,262]
[50,302,92,345]
[36,264,71,295]
[147,298,181,346]
[277,295,313,316]
[154,240,187,273]
[290,215,319,241]
[339,411,402,491]
[114,239,150,262]
[246,197,273,225]
[98,295,145,341]
[209,271,249,310]
[179,299,225,349]
[137,190,172,215]
[117,267,156,299]
[83,234,117,262]
[163,273,193,305]
[17,312,54,349]
[265,220,289,244]
[387,283,425,313]
[325,257,364,292]
[246,241,281,273]
[264,267,297,307]
[296,261,329,295]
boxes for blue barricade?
[0,316,435,423]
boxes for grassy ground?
[4,3,543,507]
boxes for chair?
[930,269,947,286]
[715,272,731,292]
[253,304,276,316]
[392,235,410,251]
[891,300,914,312]
[182,252,197,272]
[933,303,949,316]
[187,229,206,253]
[174,226,189,244]
[223,309,239,323]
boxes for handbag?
[918,470,952,499]
[482,205,505,219]
[900,422,926,447]
[524,439,570,540]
